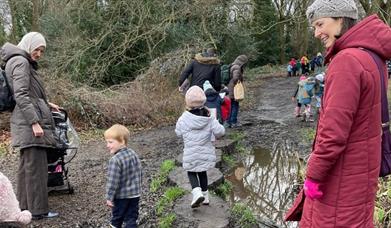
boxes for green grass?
[231,203,258,228]
[156,187,186,216]
[214,181,233,199]
[150,160,176,193]
[158,213,176,228]
[222,154,236,167]
[227,132,245,142]
[301,127,316,144]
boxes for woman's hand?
[48,102,60,112]
[106,200,114,208]
[303,179,323,200]
[32,123,44,137]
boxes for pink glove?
[304,179,323,200]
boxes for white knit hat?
[185,86,206,109]
[203,80,214,91]
[17,32,46,54]
[306,0,358,24]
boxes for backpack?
[221,64,231,85]
[303,80,315,98]
[0,67,15,112]
[362,49,391,177]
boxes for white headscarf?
[17,32,46,54]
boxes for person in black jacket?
[178,49,221,93]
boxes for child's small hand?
[291,97,295,102]
[106,200,114,208]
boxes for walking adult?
[300,55,309,74]
[178,48,221,93]
[286,0,391,227]
[227,55,248,128]
[1,32,60,220]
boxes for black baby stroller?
[46,109,79,194]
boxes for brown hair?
[104,124,130,145]
[333,17,357,39]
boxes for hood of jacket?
[232,55,248,67]
[205,89,219,102]
[181,111,211,130]
[325,15,391,64]
[1,42,37,69]
[1,43,31,62]
[194,53,220,65]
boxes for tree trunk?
[278,22,286,64]
[31,0,40,31]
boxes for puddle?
[226,141,302,227]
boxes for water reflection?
[226,141,300,227]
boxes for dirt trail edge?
[0,75,313,227]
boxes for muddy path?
[0,75,314,227]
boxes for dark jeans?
[187,171,208,191]
[111,197,140,228]
[228,100,239,125]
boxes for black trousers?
[111,197,140,228]
[187,171,208,191]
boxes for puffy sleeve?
[211,119,225,138]
[11,58,40,125]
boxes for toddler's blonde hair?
[104,124,130,145]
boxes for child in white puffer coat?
[0,172,32,225]
[175,86,225,208]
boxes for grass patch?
[222,154,237,167]
[227,132,245,142]
[301,127,316,144]
[375,178,391,227]
[231,203,258,228]
[214,181,233,200]
[150,160,176,193]
[156,187,186,216]
[158,213,176,228]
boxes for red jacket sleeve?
[306,52,362,182]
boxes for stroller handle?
[59,108,68,121]
[52,108,68,123]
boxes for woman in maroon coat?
[286,0,391,227]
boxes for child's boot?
[191,187,204,208]
[202,190,209,205]
[295,107,301,117]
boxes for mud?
[0,75,314,227]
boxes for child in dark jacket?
[203,80,223,123]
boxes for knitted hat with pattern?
[306,0,358,24]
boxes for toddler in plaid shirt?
[104,124,142,228]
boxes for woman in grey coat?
[175,86,225,208]
[1,32,59,219]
